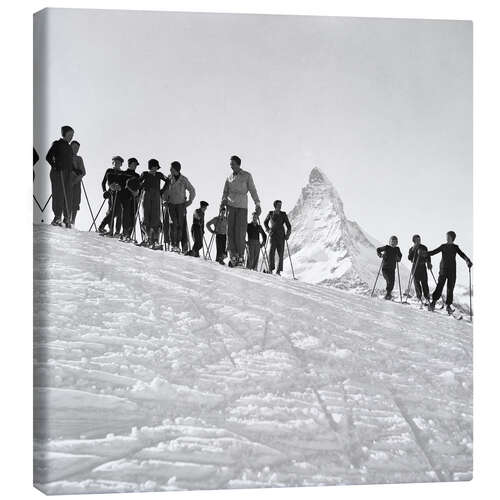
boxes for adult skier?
[407,234,432,304]
[220,155,261,267]
[163,161,196,253]
[138,159,168,248]
[376,236,402,300]
[98,156,124,236]
[424,231,472,314]
[189,201,209,257]
[264,200,291,276]
[246,212,267,271]
[206,206,228,264]
[69,141,86,227]
[118,158,141,241]
[45,125,75,227]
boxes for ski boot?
[428,301,436,312]
[384,293,392,300]
[50,217,63,227]
[446,305,454,315]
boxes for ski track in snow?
[33,225,472,494]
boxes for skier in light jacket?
[163,161,196,252]
[220,155,261,267]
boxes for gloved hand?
[427,263,433,270]
[377,251,382,258]
[467,259,473,268]
[254,204,262,217]
[103,191,110,199]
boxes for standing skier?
[407,234,432,304]
[139,159,169,248]
[69,141,86,227]
[118,158,141,241]
[98,156,124,236]
[221,155,261,267]
[425,231,472,314]
[264,200,291,276]
[246,212,267,270]
[206,206,228,264]
[163,161,196,253]
[376,236,403,300]
[189,201,209,257]
[46,125,74,227]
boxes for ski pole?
[468,267,473,321]
[285,240,297,280]
[88,199,106,232]
[203,235,211,260]
[131,191,144,242]
[429,268,446,308]
[404,252,420,303]
[109,191,117,236]
[396,262,403,303]
[371,260,383,297]
[207,232,215,259]
[59,170,71,225]
[81,180,97,231]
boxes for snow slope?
[33,224,472,494]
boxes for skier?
[220,155,261,267]
[98,156,124,236]
[45,125,75,227]
[118,158,141,241]
[246,212,267,270]
[206,206,228,264]
[424,231,473,314]
[189,201,209,257]
[138,159,169,248]
[263,200,291,275]
[69,141,86,227]
[407,234,432,304]
[163,161,196,253]
[376,236,402,300]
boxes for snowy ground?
[33,225,472,494]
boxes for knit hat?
[128,157,139,166]
[200,201,209,208]
[171,161,181,173]
[112,155,124,163]
[148,158,161,169]
[61,125,74,137]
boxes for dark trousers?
[215,234,227,262]
[169,203,186,247]
[413,267,430,300]
[181,218,189,253]
[50,168,72,222]
[227,206,248,259]
[71,182,82,222]
[269,237,285,272]
[432,268,457,306]
[120,195,137,238]
[191,225,203,257]
[100,192,122,234]
[382,267,396,294]
[247,239,261,270]
[143,191,161,241]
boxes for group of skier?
[375,232,472,315]
[44,126,293,274]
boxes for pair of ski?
[383,294,463,320]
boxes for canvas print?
[33,9,473,495]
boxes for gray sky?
[34,8,472,283]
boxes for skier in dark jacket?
[246,212,267,270]
[138,159,168,248]
[424,231,472,313]
[189,201,209,257]
[407,234,432,303]
[206,206,228,264]
[69,141,86,227]
[45,125,74,227]
[376,236,402,300]
[264,200,291,275]
[98,156,124,236]
[118,158,141,241]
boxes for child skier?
[98,156,124,236]
[376,236,402,300]
[69,140,86,227]
[138,159,168,248]
[424,231,472,314]
[206,206,228,264]
[407,234,432,304]
[246,212,267,270]
[189,201,209,257]
[119,158,141,241]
